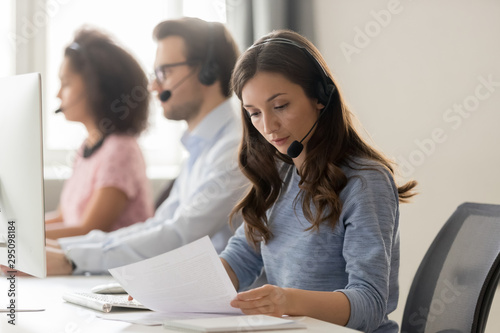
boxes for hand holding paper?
[230,284,289,317]
[109,236,241,314]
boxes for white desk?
[0,276,358,332]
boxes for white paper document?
[97,311,239,326]
[163,315,308,332]
[108,236,241,315]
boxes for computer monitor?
[0,73,46,278]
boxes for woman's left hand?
[230,284,290,317]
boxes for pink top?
[60,134,154,231]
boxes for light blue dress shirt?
[59,100,248,274]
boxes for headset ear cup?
[325,83,336,100]
[198,22,219,86]
[316,81,328,106]
[198,61,219,86]
[317,82,336,106]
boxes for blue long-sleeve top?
[220,159,400,333]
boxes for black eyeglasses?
[153,61,191,84]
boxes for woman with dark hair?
[220,30,417,332]
[45,28,154,239]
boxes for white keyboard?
[63,292,149,313]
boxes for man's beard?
[164,94,203,122]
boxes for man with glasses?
[43,17,247,275]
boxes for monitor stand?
[0,220,14,248]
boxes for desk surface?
[0,276,358,332]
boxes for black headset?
[250,37,336,107]
[198,23,219,86]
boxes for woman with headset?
[45,28,154,239]
[220,30,417,332]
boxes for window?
[40,0,227,178]
[183,0,227,22]
[0,0,14,77]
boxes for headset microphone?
[286,141,303,159]
[287,117,320,158]
[159,90,171,102]
[286,108,326,158]
[54,93,87,114]
[158,70,195,102]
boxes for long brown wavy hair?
[230,30,417,247]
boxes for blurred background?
[1,0,499,330]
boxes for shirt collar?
[181,99,235,153]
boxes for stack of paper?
[163,314,307,332]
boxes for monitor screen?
[0,73,46,278]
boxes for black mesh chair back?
[402,202,500,333]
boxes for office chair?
[154,178,176,209]
[401,202,500,333]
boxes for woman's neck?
[292,153,306,172]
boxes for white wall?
[314,0,500,330]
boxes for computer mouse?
[91,282,127,294]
